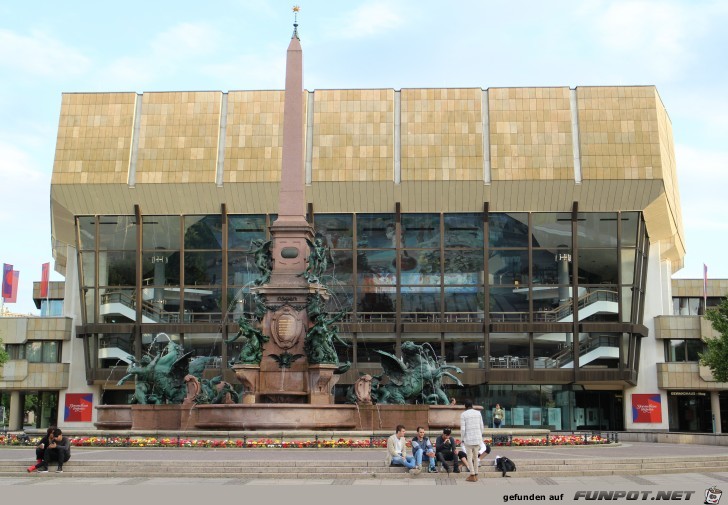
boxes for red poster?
[40,262,50,298]
[632,393,662,423]
[64,393,93,422]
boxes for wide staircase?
[3,452,728,479]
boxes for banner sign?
[64,393,93,422]
[632,393,662,423]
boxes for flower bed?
[0,433,612,448]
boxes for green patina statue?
[228,316,269,365]
[302,235,330,284]
[304,307,348,365]
[118,341,238,405]
[250,239,272,285]
[348,341,463,405]
[269,351,304,369]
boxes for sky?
[1,0,727,315]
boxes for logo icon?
[705,486,722,505]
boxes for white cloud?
[326,1,404,40]
[0,29,90,77]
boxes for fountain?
[96,13,465,432]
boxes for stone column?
[711,391,722,434]
[8,391,24,430]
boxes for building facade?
[1,83,723,433]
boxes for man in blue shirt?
[411,426,437,473]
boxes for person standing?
[493,403,505,428]
[386,425,420,475]
[460,399,484,482]
[411,426,437,473]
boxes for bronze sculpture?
[227,317,269,365]
[348,341,463,405]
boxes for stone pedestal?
[232,364,260,403]
[308,364,340,405]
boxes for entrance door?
[668,392,712,432]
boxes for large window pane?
[666,340,687,362]
[402,214,440,248]
[228,215,266,250]
[621,248,636,285]
[579,333,620,369]
[98,216,136,250]
[325,250,354,284]
[489,287,529,322]
[686,340,705,361]
[99,288,136,323]
[444,250,483,277]
[143,216,180,250]
[25,342,43,363]
[142,251,180,286]
[98,333,134,368]
[445,335,485,365]
[533,249,572,285]
[489,250,529,285]
[99,251,136,286]
[402,290,440,316]
[357,250,396,283]
[80,252,95,287]
[184,215,223,250]
[356,287,395,314]
[184,251,223,285]
[183,287,223,322]
[42,341,59,363]
[621,212,640,247]
[356,336,395,364]
[357,214,395,248]
[621,287,633,322]
[445,213,483,247]
[531,213,571,249]
[534,332,570,368]
[78,216,96,250]
[577,249,618,284]
[444,287,482,315]
[489,213,528,248]
[228,252,258,286]
[489,333,529,367]
[577,212,617,248]
[314,214,353,249]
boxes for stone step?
[6,465,728,480]
[5,458,726,479]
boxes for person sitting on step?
[386,425,420,475]
[411,426,438,473]
[435,427,459,474]
[26,426,56,473]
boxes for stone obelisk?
[268,19,313,283]
[238,18,337,405]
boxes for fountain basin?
[96,404,469,431]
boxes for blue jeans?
[414,448,436,469]
[391,455,417,469]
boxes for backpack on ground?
[495,456,516,477]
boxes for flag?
[5,271,19,303]
[703,263,708,310]
[2,263,13,299]
[40,262,50,298]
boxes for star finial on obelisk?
[292,5,300,39]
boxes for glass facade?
[77,211,648,428]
